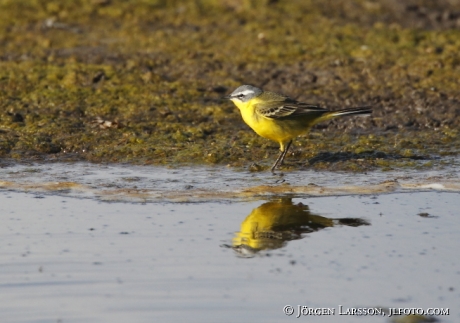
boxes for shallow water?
[0,161,459,201]
[0,162,459,323]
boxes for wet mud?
[0,0,459,170]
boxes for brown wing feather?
[254,98,328,120]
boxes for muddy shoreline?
[1,0,459,171]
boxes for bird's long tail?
[318,106,372,122]
[326,106,372,117]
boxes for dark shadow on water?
[308,151,432,165]
[226,197,370,258]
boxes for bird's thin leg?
[271,140,292,173]
[279,140,292,167]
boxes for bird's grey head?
[225,85,263,102]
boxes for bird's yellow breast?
[233,99,309,146]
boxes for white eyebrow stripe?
[235,89,255,96]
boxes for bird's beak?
[222,95,232,100]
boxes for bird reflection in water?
[231,198,370,257]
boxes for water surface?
[0,162,459,322]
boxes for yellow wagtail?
[224,85,372,172]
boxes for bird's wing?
[254,99,328,120]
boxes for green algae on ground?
[0,0,459,171]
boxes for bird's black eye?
[237,94,245,99]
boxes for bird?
[232,198,370,257]
[224,85,372,172]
